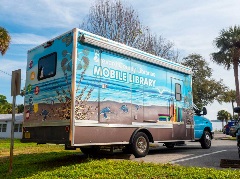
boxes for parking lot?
[131,132,239,169]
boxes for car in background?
[237,126,240,158]
[223,124,228,134]
[223,121,236,135]
[229,125,237,137]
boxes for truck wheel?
[238,141,240,159]
[200,131,211,149]
[131,132,149,158]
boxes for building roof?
[211,120,223,122]
[0,114,23,122]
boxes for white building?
[211,120,226,131]
[0,114,23,139]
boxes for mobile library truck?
[22,28,213,157]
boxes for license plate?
[25,132,30,139]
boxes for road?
[131,133,239,169]
[86,132,239,169]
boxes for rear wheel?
[131,132,149,158]
[200,131,211,149]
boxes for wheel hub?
[137,136,147,153]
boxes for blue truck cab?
[193,106,214,148]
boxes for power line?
[0,69,12,77]
[0,69,25,81]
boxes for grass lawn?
[0,139,240,179]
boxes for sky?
[0,0,240,121]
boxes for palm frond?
[0,27,11,55]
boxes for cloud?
[11,33,49,45]
[0,59,26,103]
[0,0,94,28]
[1,0,239,121]
[0,59,26,81]
[130,0,240,58]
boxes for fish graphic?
[41,109,50,121]
[120,105,128,113]
[135,105,140,111]
[100,107,111,119]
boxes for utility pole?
[9,69,21,173]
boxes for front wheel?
[131,132,149,158]
[238,147,240,159]
[200,131,211,149]
[237,134,240,158]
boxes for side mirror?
[202,107,207,115]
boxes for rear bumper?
[21,126,70,144]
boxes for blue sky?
[0,0,240,120]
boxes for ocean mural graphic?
[24,32,73,122]
[24,30,192,124]
[75,40,192,123]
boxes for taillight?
[65,126,70,132]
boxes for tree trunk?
[232,100,234,120]
[233,58,240,106]
[222,120,224,131]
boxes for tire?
[200,131,211,149]
[80,146,100,155]
[238,144,240,159]
[238,137,240,159]
[164,143,175,148]
[131,132,149,158]
[238,147,240,159]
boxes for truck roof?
[28,28,192,75]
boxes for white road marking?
[171,150,227,163]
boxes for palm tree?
[217,110,232,130]
[217,89,236,118]
[212,25,240,106]
[0,27,11,55]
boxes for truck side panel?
[22,28,195,146]
[73,31,193,145]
